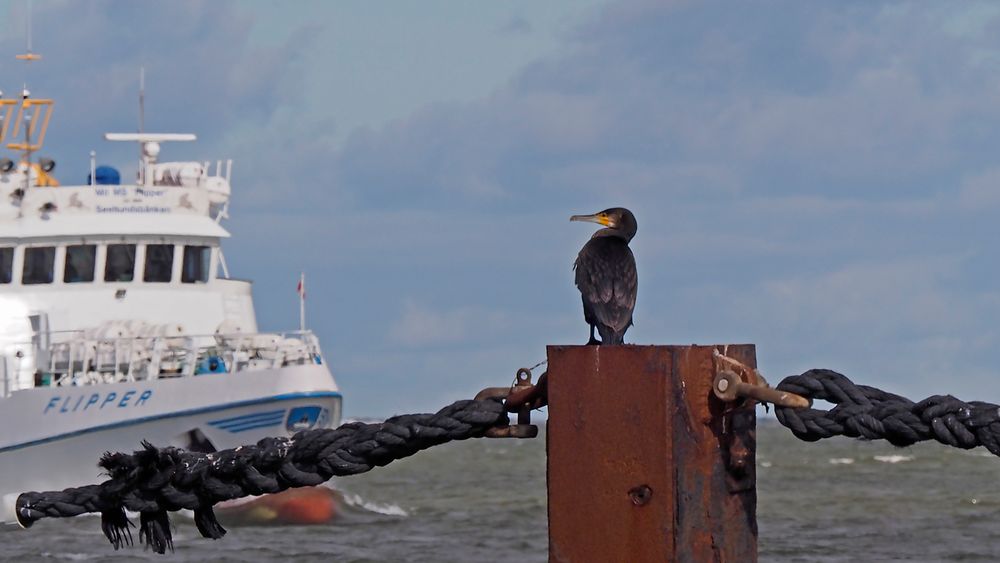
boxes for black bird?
[570,207,638,345]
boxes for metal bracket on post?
[713,370,811,408]
[712,350,809,493]
[475,367,547,438]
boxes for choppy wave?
[828,457,854,464]
[341,493,409,517]
[39,553,95,561]
[874,455,913,463]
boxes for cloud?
[328,2,1000,216]
[499,16,533,36]
[958,167,1000,209]
[752,256,968,335]
[0,0,322,202]
[15,0,1000,414]
[388,300,511,347]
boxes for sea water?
[5,421,1000,562]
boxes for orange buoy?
[215,486,339,526]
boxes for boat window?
[0,247,12,284]
[104,244,136,282]
[22,246,55,285]
[64,244,96,283]
[143,244,174,282]
[181,245,210,283]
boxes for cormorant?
[570,207,637,345]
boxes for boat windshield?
[182,245,210,283]
[104,244,136,282]
[0,247,12,283]
[64,244,96,283]
[23,246,55,284]
[143,244,173,282]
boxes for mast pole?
[298,272,306,332]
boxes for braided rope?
[16,397,508,554]
[775,369,1000,455]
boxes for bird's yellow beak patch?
[570,213,614,227]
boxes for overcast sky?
[3,1,1000,417]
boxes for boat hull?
[0,363,341,524]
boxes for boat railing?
[8,329,325,391]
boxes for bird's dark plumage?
[571,207,637,345]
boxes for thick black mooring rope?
[23,369,1000,554]
[775,369,1000,455]
[16,397,507,554]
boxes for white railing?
[1,356,8,397]
[8,329,324,393]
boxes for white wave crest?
[874,455,913,464]
[759,461,773,468]
[828,458,854,465]
[341,493,409,517]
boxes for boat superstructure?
[0,75,341,523]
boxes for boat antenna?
[14,0,42,204]
[138,66,145,181]
[139,66,145,134]
[26,0,32,55]
[17,0,40,80]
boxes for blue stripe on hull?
[222,419,286,433]
[0,391,342,453]
[210,412,287,432]
[209,409,286,425]
[208,409,286,430]
[211,417,286,432]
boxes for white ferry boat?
[0,80,342,524]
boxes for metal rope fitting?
[475,367,546,438]
[713,370,810,409]
[712,350,810,409]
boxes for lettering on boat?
[93,186,129,196]
[93,186,167,197]
[96,205,171,213]
[42,389,153,414]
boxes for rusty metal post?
[547,345,757,562]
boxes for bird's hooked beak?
[570,212,615,228]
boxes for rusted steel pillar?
[547,345,757,562]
